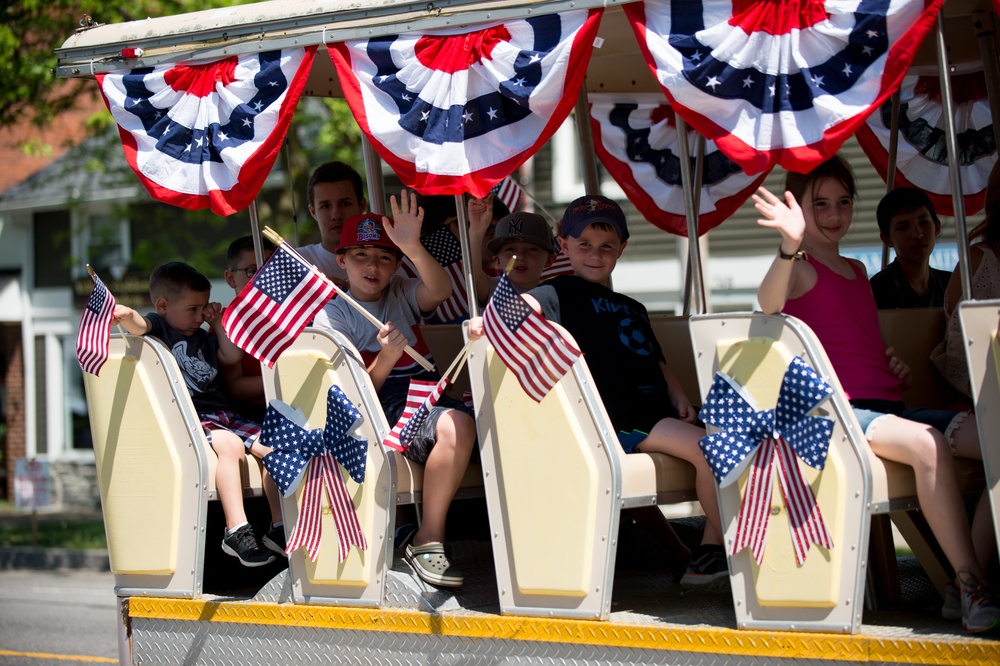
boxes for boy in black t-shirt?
[112,262,283,567]
[869,187,951,309]
[471,195,727,587]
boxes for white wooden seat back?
[690,313,870,633]
[467,324,697,621]
[959,300,1000,563]
[83,334,209,598]
[262,327,393,606]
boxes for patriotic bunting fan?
[98,47,315,215]
[590,93,769,237]
[330,9,603,196]
[625,0,943,175]
[699,356,835,565]
[856,69,997,217]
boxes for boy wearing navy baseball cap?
[471,194,727,588]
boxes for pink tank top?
[782,257,902,402]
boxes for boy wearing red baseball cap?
[313,191,476,588]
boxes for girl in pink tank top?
[753,155,998,633]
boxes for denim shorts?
[850,399,969,455]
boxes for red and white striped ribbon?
[286,454,367,562]
[730,436,833,565]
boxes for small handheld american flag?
[490,176,522,213]
[76,268,117,376]
[482,270,580,402]
[223,242,337,367]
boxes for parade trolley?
[58,0,1000,663]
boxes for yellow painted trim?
[0,648,117,663]
[129,598,999,664]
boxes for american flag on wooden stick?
[490,176,522,213]
[76,270,117,376]
[404,225,470,323]
[383,378,448,452]
[223,242,336,367]
[483,270,581,402]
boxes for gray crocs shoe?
[405,542,464,587]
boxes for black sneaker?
[222,524,276,567]
[680,544,729,589]
[262,524,287,558]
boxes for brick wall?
[2,325,25,502]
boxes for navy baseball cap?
[560,195,629,241]
[487,212,555,255]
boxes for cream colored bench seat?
[689,312,986,634]
[468,324,698,621]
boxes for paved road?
[0,569,119,665]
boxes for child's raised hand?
[467,194,495,236]
[386,189,424,251]
[752,186,805,249]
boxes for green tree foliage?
[0,1,251,129]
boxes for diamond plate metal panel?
[131,617,896,666]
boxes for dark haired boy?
[299,161,368,288]
[870,187,951,309]
[112,261,282,567]
[470,195,727,587]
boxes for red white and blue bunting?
[856,69,996,217]
[98,48,315,216]
[329,9,602,197]
[589,93,769,237]
[625,0,943,175]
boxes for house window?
[75,213,131,281]
[550,114,624,205]
[33,210,72,289]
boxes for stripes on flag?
[77,271,117,376]
[383,378,448,452]
[403,225,470,323]
[222,242,336,367]
[482,270,581,402]
[490,176,522,213]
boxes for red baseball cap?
[336,213,402,255]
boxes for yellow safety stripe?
[129,598,999,665]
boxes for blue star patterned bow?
[259,385,368,561]
[699,356,834,487]
[698,356,835,565]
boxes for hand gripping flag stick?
[262,227,434,372]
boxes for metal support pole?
[574,86,601,195]
[453,194,479,318]
[936,12,973,302]
[974,11,1000,144]
[248,197,265,264]
[882,91,901,269]
[676,115,706,315]
[361,134,386,214]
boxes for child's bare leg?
[262,468,283,525]
[212,430,249,531]
[949,415,997,574]
[868,415,985,581]
[412,410,476,547]
[637,418,723,546]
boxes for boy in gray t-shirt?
[313,191,475,588]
